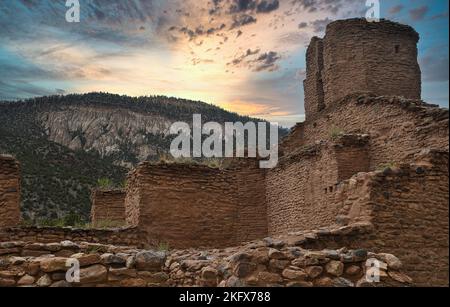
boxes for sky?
[0,0,448,127]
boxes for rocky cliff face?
[39,106,173,168]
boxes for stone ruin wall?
[304,19,421,110]
[0,226,146,249]
[360,150,449,286]
[0,237,413,288]
[300,150,449,286]
[283,95,449,171]
[125,160,267,249]
[266,135,370,236]
[90,189,126,227]
[303,37,325,118]
[0,155,21,228]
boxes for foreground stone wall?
[125,161,267,249]
[0,237,412,287]
[339,150,449,286]
[267,135,370,236]
[0,155,21,228]
[0,227,145,249]
[90,189,126,227]
[283,95,449,171]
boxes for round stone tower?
[322,18,421,106]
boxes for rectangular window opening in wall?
[329,186,333,193]
[395,45,400,54]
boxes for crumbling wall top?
[325,18,419,41]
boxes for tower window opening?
[395,45,400,54]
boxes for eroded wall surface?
[91,189,126,227]
[125,161,267,249]
[0,155,21,228]
[283,95,449,171]
[267,136,370,236]
[329,150,449,286]
[322,19,421,107]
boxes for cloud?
[256,0,280,13]
[231,14,258,29]
[253,51,281,72]
[227,49,281,73]
[389,5,404,15]
[228,0,279,14]
[298,22,308,29]
[431,11,449,20]
[227,49,261,66]
[420,52,449,82]
[310,18,333,33]
[409,6,429,21]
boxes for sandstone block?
[135,251,166,271]
[40,257,69,273]
[305,266,323,278]
[36,274,52,287]
[80,265,107,284]
[282,268,308,281]
[325,261,344,277]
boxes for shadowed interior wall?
[0,155,21,228]
[266,136,370,236]
[125,162,267,249]
[91,189,126,226]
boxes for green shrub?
[377,162,398,171]
[330,127,345,140]
[157,242,170,252]
[97,177,114,189]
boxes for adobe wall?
[266,135,370,236]
[0,155,21,228]
[231,160,268,243]
[303,37,325,118]
[125,161,267,249]
[90,189,126,227]
[0,226,145,249]
[322,19,421,107]
[302,150,449,286]
[282,95,449,171]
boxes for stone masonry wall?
[303,37,325,118]
[283,95,449,171]
[266,135,370,236]
[232,159,268,244]
[90,189,126,227]
[321,19,421,107]
[125,162,267,249]
[0,238,413,287]
[0,227,145,249]
[0,155,21,228]
[318,150,449,286]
